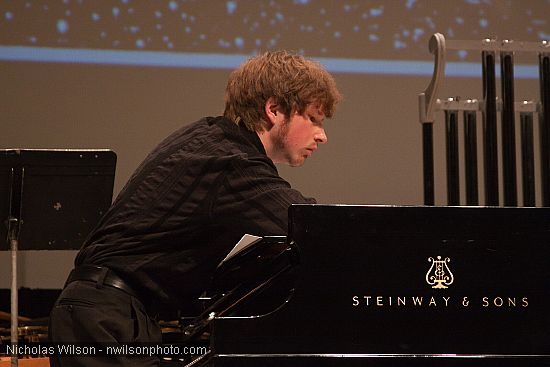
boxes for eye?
[309,115,323,127]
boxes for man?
[49,50,342,366]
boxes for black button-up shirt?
[75,116,315,309]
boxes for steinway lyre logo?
[426,256,454,289]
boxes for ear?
[264,97,282,126]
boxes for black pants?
[49,280,162,367]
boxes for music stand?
[0,149,116,365]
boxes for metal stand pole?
[423,123,435,206]
[9,232,19,367]
[445,105,460,205]
[6,166,22,367]
[520,109,536,206]
[482,51,499,206]
[464,110,479,205]
[500,48,518,206]
[540,52,550,206]
[419,33,446,206]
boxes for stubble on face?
[272,116,306,167]
[273,117,289,153]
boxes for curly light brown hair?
[223,51,342,131]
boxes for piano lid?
[210,205,550,359]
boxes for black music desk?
[207,205,550,366]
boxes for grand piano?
[187,205,550,366]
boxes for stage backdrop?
[0,0,547,289]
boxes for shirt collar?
[215,116,267,156]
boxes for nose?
[315,128,328,144]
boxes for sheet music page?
[219,234,262,266]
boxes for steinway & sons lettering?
[351,295,529,308]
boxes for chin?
[289,158,306,167]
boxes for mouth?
[304,147,316,159]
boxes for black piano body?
[206,205,550,366]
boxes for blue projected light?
[0,46,539,79]
[0,0,546,79]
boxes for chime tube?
[423,123,435,205]
[500,51,518,206]
[540,53,550,207]
[445,108,460,205]
[520,111,536,207]
[463,110,479,205]
[482,51,499,206]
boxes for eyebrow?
[305,104,325,120]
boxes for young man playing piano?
[49,50,342,366]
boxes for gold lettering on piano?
[481,297,529,308]
[352,295,529,309]
[351,255,530,311]
[426,256,454,289]
[351,296,452,307]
